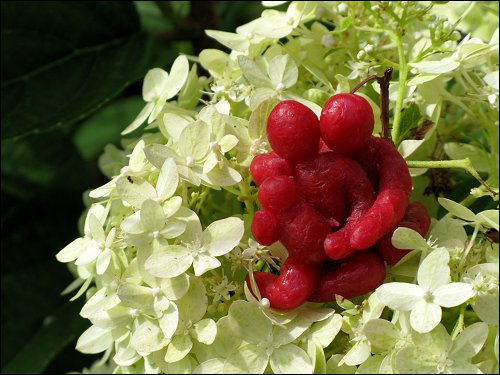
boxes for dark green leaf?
[73,96,145,161]
[135,1,173,33]
[398,103,422,143]
[1,1,163,140]
[2,300,89,374]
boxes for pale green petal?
[430,217,467,248]
[160,219,187,239]
[363,319,399,352]
[417,248,450,291]
[162,113,192,142]
[165,334,193,363]
[340,340,371,366]
[157,158,179,201]
[205,30,249,52]
[192,358,226,374]
[191,318,217,345]
[268,54,298,88]
[143,68,169,102]
[117,283,154,311]
[438,197,478,222]
[96,249,112,275]
[356,355,385,374]
[202,217,244,256]
[88,214,105,243]
[476,210,499,231]
[113,344,141,367]
[80,287,119,319]
[219,134,239,153]
[392,227,428,251]
[179,121,210,160]
[165,55,190,99]
[228,300,272,345]
[193,254,221,276]
[56,237,90,263]
[159,303,179,340]
[141,199,166,232]
[376,283,423,311]
[198,49,230,78]
[176,276,208,323]
[238,55,272,88]
[269,344,312,374]
[446,361,483,374]
[325,354,357,374]
[249,87,276,110]
[273,317,312,347]
[449,322,489,360]
[176,207,203,243]
[395,347,437,374]
[144,144,180,169]
[202,164,242,187]
[75,240,101,266]
[76,325,114,354]
[203,152,219,174]
[116,176,157,209]
[224,343,268,374]
[161,273,190,300]
[163,196,183,218]
[158,353,197,374]
[121,211,143,234]
[212,316,243,358]
[145,246,192,278]
[473,294,499,325]
[248,97,279,139]
[309,313,343,348]
[410,300,441,333]
[409,59,460,74]
[444,142,491,174]
[433,282,474,307]
[131,318,167,354]
[88,305,132,330]
[121,102,155,135]
[178,64,201,110]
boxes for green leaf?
[398,103,422,142]
[1,301,88,374]
[1,2,164,140]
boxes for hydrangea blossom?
[56,1,499,374]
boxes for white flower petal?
[157,158,179,202]
[433,282,474,307]
[270,344,312,374]
[417,248,450,291]
[202,217,244,256]
[410,300,441,333]
[145,246,192,278]
[193,254,221,276]
[376,283,424,311]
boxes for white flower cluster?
[57,1,499,373]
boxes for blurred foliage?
[0,1,266,373]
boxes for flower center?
[186,156,196,167]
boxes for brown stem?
[350,68,393,141]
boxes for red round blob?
[267,100,320,163]
[308,250,386,302]
[258,175,297,212]
[250,151,292,186]
[249,257,322,310]
[320,94,374,155]
[251,210,280,246]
